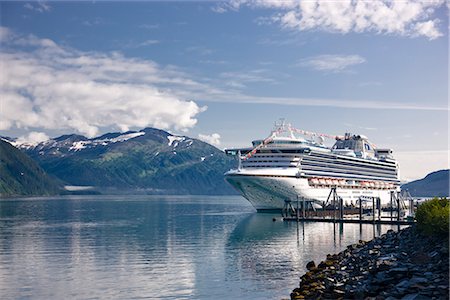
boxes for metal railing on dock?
[282,187,416,225]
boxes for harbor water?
[0,195,406,299]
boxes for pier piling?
[283,187,414,225]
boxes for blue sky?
[0,1,448,180]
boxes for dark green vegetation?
[24,128,237,195]
[415,197,449,238]
[0,140,59,197]
[401,169,449,197]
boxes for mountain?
[21,128,238,195]
[0,139,60,197]
[401,169,449,197]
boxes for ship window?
[365,143,371,151]
[333,140,356,150]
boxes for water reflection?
[226,213,407,298]
[0,196,407,300]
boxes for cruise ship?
[224,121,400,212]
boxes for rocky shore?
[291,226,449,299]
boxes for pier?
[282,188,416,225]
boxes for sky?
[0,0,448,181]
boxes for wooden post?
[390,191,393,221]
[409,198,414,217]
[332,187,336,222]
[377,197,381,221]
[302,196,306,219]
[372,197,375,222]
[359,197,362,222]
[397,192,401,221]
[296,195,299,222]
[339,197,344,220]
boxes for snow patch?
[69,141,87,151]
[109,132,145,143]
[67,131,146,151]
[167,135,185,146]
[1,138,18,147]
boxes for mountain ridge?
[0,140,60,197]
[16,128,237,195]
[401,169,449,197]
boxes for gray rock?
[306,260,315,270]
[395,279,411,291]
[408,276,428,285]
[401,293,431,300]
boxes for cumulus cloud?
[198,133,221,146]
[298,54,366,72]
[0,28,207,137]
[16,131,50,145]
[214,0,445,40]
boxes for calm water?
[0,195,405,299]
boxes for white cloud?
[215,0,445,40]
[23,1,51,13]
[16,131,50,145]
[82,18,104,27]
[199,93,448,111]
[413,20,442,39]
[186,46,214,56]
[297,54,366,72]
[198,133,221,146]
[220,69,277,89]
[298,54,366,72]
[0,29,207,137]
[138,39,160,47]
[0,26,11,41]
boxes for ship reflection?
[225,213,395,290]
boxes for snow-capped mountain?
[8,128,236,195]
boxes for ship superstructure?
[224,121,400,211]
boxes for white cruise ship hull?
[224,125,401,212]
[225,168,398,212]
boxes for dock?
[282,216,415,225]
[282,188,416,225]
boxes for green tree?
[415,197,449,237]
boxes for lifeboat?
[309,178,319,185]
[319,178,327,185]
[361,181,369,187]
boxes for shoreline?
[290,226,449,299]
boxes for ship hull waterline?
[225,173,398,212]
